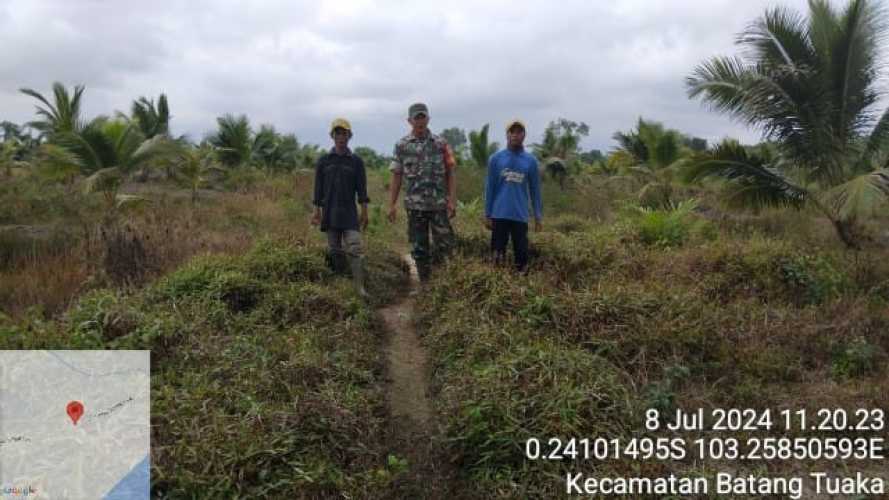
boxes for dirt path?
[379,255,457,498]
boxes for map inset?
[0,350,150,499]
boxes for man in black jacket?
[311,118,370,298]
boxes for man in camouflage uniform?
[387,102,457,282]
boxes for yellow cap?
[330,117,352,135]
[505,119,526,133]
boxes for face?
[408,113,429,135]
[507,126,525,148]
[332,128,351,148]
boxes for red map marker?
[67,401,84,426]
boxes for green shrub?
[243,238,329,282]
[150,255,237,301]
[831,337,880,379]
[67,289,140,347]
[779,254,847,305]
[623,199,698,247]
[643,364,690,415]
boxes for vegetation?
[130,94,171,139]
[2,1,888,497]
[19,82,85,138]
[532,118,589,189]
[612,117,691,208]
[686,0,889,248]
[468,124,498,168]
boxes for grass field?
[2,165,888,498]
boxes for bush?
[622,199,699,247]
[67,289,140,347]
[831,337,881,379]
[243,238,329,282]
[779,254,847,305]
[150,254,238,301]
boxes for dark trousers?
[490,218,529,271]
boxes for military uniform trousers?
[407,209,454,280]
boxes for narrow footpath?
[379,255,456,498]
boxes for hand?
[447,199,456,219]
[387,204,398,223]
[360,211,369,231]
[310,212,321,226]
[534,219,543,232]
[484,217,493,230]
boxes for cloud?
[1,0,885,153]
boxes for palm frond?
[18,87,57,114]
[53,130,103,174]
[857,106,889,168]
[819,168,889,218]
[115,194,152,211]
[83,167,123,194]
[131,94,171,138]
[739,6,816,70]
[157,94,170,135]
[129,135,180,172]
[682,140,809,209]
[33,143,83,181]
[209,114,253,167]
[686,56,758,124]
[19,83,85,136]
[828,0,883,142]
[808,0,840,62]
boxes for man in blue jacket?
[484,119,543,272]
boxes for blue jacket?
[484,147,543,223]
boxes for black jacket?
[313,148,369,231]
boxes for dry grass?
[0,173,315,320]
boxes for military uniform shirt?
[390,131,455,211]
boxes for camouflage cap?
[505,119,526,133]
[408,103,429,119]
[329,117,352,135]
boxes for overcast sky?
[1,0,886,153]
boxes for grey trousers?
[326,229,364,257]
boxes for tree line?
[1,0,887,248]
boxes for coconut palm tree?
[131,94,170,138]
[250,125,300,172]
[468,124,498,168]
[19,82,85,138]
[613,118,688,207]
[208,114,253,167]
[0,121,22,142]
[51,117,176,174]
[533,119,589,162]
[47,117,180,208]
[172,145,225,204]
[685,0,889,248]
